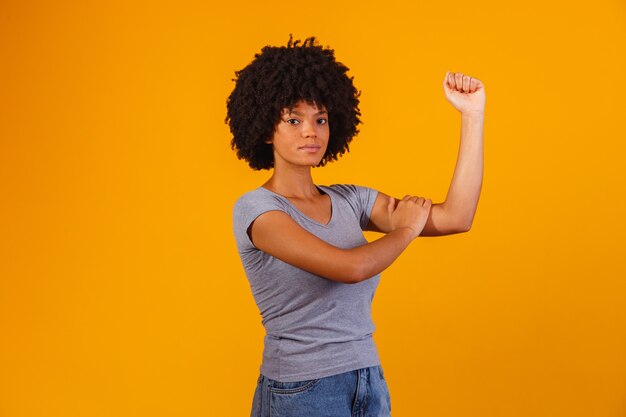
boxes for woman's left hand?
[443,71,486,115]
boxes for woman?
[226,35,485,417]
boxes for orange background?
[1,1,625,416]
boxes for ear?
[264,139,273,144]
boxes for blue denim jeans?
[250,365,392,417]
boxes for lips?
[299,145,321,153]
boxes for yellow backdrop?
[1,0,625,416]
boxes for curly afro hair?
[225,34,362,170]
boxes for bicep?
[364,191,466,236]
[248,210,360,283]
[364,192,395,234]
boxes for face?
[265,100,330,169]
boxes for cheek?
[322,125,331,142]
[271,128,291,147]
[319,124,330,137]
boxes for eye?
[286,118,300,125]
[317,118,328,125]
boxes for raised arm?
[248,195,431,284]
[438,71,485,231]
[366,71,486,236]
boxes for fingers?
[463,75,472,93]
[411,196,432,207]
[454,73,462,90]
[470,77,478,93]
[445,71,482,93]
[399,195,429,205]
[387,195,396,214]
[454,73,469,93]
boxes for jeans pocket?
[267,377,320,394]
[250,375,264,417]
[378,367,391,413]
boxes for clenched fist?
[443,71,485,115]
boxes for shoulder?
[322,183,379,201]
[231,188,291,251]
[232,187,286,213]
[232,188,291,227]
[323,183,357,194]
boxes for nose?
[301,121,317,138]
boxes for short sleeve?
[328,184,379,230]
[353,185,380,229]
[232,191,288,253]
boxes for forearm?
[347,227,414,283]
[443,112,484,230]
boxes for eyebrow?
[287,110,328,116]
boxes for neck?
[262,161,320,199]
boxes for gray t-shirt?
[232,184,381,382]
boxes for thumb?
[387,195,396,215]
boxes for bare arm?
[366,194,467,236]
[444,111,484,231]
[366,72,485,235]
[442,71,485,231]
[249,210,414,284]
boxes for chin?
[299,156,323,166]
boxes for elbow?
[346,262,365,284]
[439,203,475,235]
[457,219,473,233]
[324,250,366,284]
[335,252,365,284]
[455,211,475,233]
[336,249,379,284]
[346,254,374,284]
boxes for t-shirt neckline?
[257,185,334,228]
